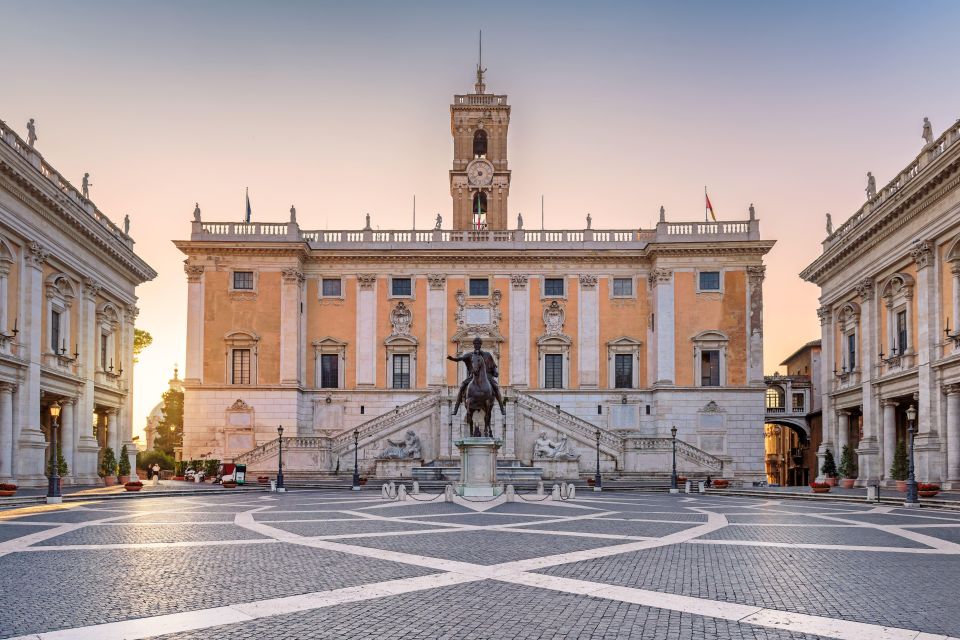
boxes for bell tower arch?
[450,36,511,230]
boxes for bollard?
[866,485,879,503]
[381,484,391,500]
[270,480,276,492]
[567,484,576,500]
[536,481,544,496]
[685,480,692,494]
[551,484,561,501]
[397,484,408,501]
[505,484,515,502]
[698,481,705,494]
[412,480,420,495]
[444,484,455,502]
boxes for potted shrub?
[257,476,269,485]
[47,449,68,490]
[676,476,688,484]
[118,445,131,484]
[918,483,940,498]
[810,481,831,494]
[713,479,729,488]
[173,461,186,481]
[0,483,17,497]
[204,458,220,482]
[837,445,857,489]
[821,448,838,486]
[100,447,118,486]
[124,480,143,492]
[222,479,237,488]
[890,440,909,491]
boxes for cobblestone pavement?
[1,490,958,640]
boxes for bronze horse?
[463,351,495,438]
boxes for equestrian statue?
[448,337,506,437]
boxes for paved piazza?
[1,491,959,640]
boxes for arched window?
[473,129,487,157]
[471,192,488,229]
[766,386,785,409]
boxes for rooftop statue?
[435,213,442,229]
[364,213,371,230]
[517,212,523,229]
[290,205,296,224]
[193,203,201,222]
[26,119,37,147]
[659,205,666,223]
[123,214,130,235]
[922,117,933,146]
[586,213,592,229]
[865,172,876,200]
[825,212,833,235]
[749,203,756,220]
[82,173,92,199]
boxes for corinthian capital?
[184,263,205,283]
[910,240,933,270]
[647,268,673,287]
[281,267,304,284]
[26,241,49,268]
[817,305,831,325]
[357,274,377,290]
[578,274,598,289]
[746,265,766,285]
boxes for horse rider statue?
[448,336,506,416]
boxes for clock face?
[467,159,494,187]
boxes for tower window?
[471,192,488,230]
[473,129,487,157]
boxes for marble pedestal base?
[538,458,580,480]
[455,437,502,497]
[375,458,422,479]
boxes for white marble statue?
[26,118,37,147]
[922,117,933,146]
[193,203,201,222]
[380,430,422,459]
[534,430,579,460]
[434,213,442,229]
[865,172,876,200]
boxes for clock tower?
[450,59,511,230]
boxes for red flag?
[705,190,717,222]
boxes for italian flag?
[705,189,717,222]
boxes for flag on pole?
[705,188,717,222]
[245,187,252,223]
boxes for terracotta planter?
[222,481,237,489]
[0,484,16,497]
[359,478,368,485]
[839,478,856,489]
[173,476,185,481]
[811,486,831,493]
[918,490,940,498]
[103,476,117,487]
[712,480,729,488]
[895,480,908,492]
[124,483,143,492]
[118,475,130,484]
[257,477,269,485]
[825,477,837,487]
[587,478,596,486]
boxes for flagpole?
[541,195,544,230]
[704,186,707,223]
[412,194,416,230]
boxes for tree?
[99,447,117,478]
[153,386,184,456]
[837,445,857,479]
[890,440,909,481]
[133,328,153,363]
[118,445,131,476]
[821,448,837,477]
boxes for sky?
[3,0,959,439]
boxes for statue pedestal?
[455,437,502,497]
[538,458,580,480]
[375,458,423,479]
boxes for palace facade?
[177,69,774,482]
[802,118,960,488]
[0,119,156,486]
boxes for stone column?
[746,266,765,384]
[280,267,304,385]
[945,385,960,489]
[912,241,942,481]
[649,268,674,385]
[356,275,377,386]
[184,264,205,383]
[59,397,75,482]
[0,382,13,481]
[509,275,529,387]
[76,279,102,484]
[16,242,50,483]
[836,410,850,462]
[105,408,117,457]
[815,305,834,481]
[426,274,447,386]
[881,399,898,483]
[855,278,879,485]
[577,275,599,388]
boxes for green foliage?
[153,388,184,457]
[47,448,68,476]
[133,329,153,363]
[118,445,131,476]
[204,458,220,477]
[99,447,117,478]
[820,448,837,477]
[174,460,187,476]
[890,439,909,481]
[137,449,175,471]
[837,445,857,479]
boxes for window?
[544,278,564,297]
[896,310,908,354]
[392,354,410,389]
[765,388,783,409]
[612,278,633,296]
[231,349,251,385]
[792,393,805,412]
[100,332,108,370]
[321,278,342,297]
[473,129,487,157]
[614,354,633,388]
[471,193,487,229]
[320,353,339,389]
[846,333,856,369]
[700,349,720,386]
[391,278,412,297]
[51,310,61,352]
[233,271,254,290]
[469,278,489,296]
[544,354,563,389]
[699,271,721,291]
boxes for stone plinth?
[538,458,580,480]
[375,458,423,479]
[455,437,502,497]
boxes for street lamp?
[905,404,919,506]
[47,402,62,503]
[276,425,285,492]
[352,428,361,491]
[593,429,602,491]
[670,425,679,493]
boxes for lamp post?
[47,402,62,503]
[593,429,602,491]
[670,425,678,493]
[352,428,361,491]
[276,425,285,492]
[905,404,919,506]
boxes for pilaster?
[280,267,304,385]
[944,385,960,488]
[426,274,447,386]
[816,304,834,481]
[356,274,377,386]
[649,269,674,385]
[577,275,599,388]
[912,240,942,480]
[509,275,529,387]
[184,264,205,383]
[746,265,765,384]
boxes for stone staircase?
[331,391,441,455]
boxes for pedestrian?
[151,463,161,486]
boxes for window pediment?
[880,272,915,301]
[606,336,643,348]
[691,330,729,344]
[45,273,77,302]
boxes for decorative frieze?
[357,273,377,290]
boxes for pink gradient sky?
[3,1,959,438]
